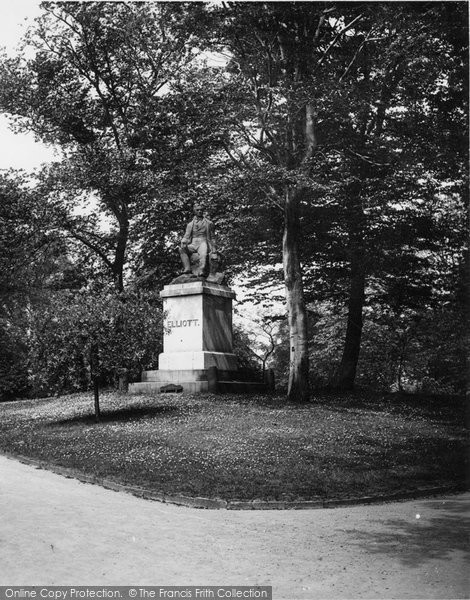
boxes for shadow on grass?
[48,405,182,426]
[345,498,470,567]
[310,390,467,422]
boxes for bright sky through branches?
[0,1,228,171]
[0,0,58,171]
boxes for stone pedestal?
[129,281,238,394]
[159,281,237,371]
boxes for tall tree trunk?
[334,57,404,391]
[90,342,100,422]
[283,187,310,402]
[335,250,366,390]
[465,192,470,430]
[335,182,366,390]
[93,376,100,422]
[113,202,129,293]
[112,210,129,390]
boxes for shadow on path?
[345,500,470,568]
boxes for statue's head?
[193,203,204,217]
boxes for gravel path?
[0,454,468,599]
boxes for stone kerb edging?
[1,450,465,510]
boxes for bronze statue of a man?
[179,204,217,278]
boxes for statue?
[174,204,226,285]
[179,203,215,277]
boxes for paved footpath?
[0,455,468,599]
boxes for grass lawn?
[0,390,467,501]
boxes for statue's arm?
[181,221,192,246]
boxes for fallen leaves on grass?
[0,390,467,501]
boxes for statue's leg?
[187,244,200,275]
[196,241,209,277]
[178,246,192,273]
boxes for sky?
[0,0,58,171]
[0,1,227,172]
[0,0,284,326]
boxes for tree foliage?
[27,289,163,400]
[0,2,213,291]
[0,170,74,399]
[0,2,467,401]
[189,1,468,393]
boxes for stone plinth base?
[128,368,269,395]
[159,281,236,360]
[129,280,243,395]
[129,368,209,394]
[128,280,273,395]
[129,380,210,394]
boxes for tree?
[191,2,468,394]
[323,2,468,389]
[2,3,467,402]
[233,312,276,379]
[0,170,73,399]
[187,3,366,402]
[27,289,163,419]
[0,2,211,291]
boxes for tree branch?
[65,229,114,271]
[339,28,375,82]
[316,13,364,69]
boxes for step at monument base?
[129,380,210,394]
[128,368,268,395]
